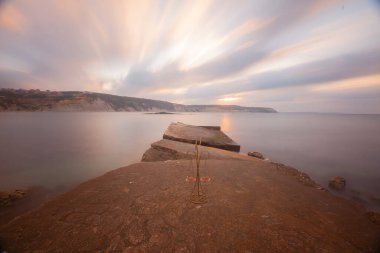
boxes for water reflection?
[0,112,380,210]
[220,113,231,132]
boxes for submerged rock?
[145,112,176,114]
[367,211,380,225]
[0,189,28,207]
[247,151,265,160]
[328,176,346,190]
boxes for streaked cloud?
[0,3,26,33]
[311,74,380,92]
[0,0,380,113]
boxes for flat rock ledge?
[142,139,250,162]
[163,122,240,152]
[1,159,379,252]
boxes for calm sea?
[1,112,379,209]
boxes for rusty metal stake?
[190,139,207,204]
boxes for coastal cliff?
[0,89,277,113]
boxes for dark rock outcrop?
[145,112,176,114]
[248,151,265,159]
[329,176,346,190]
[367,211,380,225]
[0,189,28,207]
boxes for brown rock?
[367,211,380,225]
[328,176,346,190]
[0,160,379,252]
[163,122,240,152]
[247,151,265,159]
[0,189,28,207]
[142,139,250,162]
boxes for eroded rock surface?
[1,160,379,252]
[163,122,240,152]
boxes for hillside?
[0,89,277,113]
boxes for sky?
[0,0,380,113]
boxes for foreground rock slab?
[163,122,240,152]
[1,159,379,252]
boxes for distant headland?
[0,88,277,113]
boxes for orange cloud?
[0,4,26,33]
[218,97,241,103]
[311,74,380,92]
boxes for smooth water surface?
[1,112,379,207]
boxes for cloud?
[0,0,380,113]
[311,74,380,92]
[0,4,26,33]
[162,46,379,97]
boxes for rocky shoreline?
[0,123,379,252]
